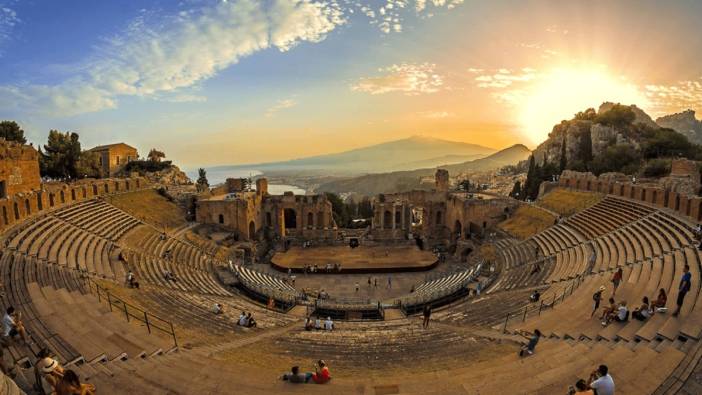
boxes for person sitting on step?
[306,360,331,384]
[282,366,307,383]
[2,307,28,345]
[246,313,257,328]
[603,301,628,326]
[212,303,223,315]
[304,317,314,331]
[54,369,95,395]
[126,271,139,289]
[519,329,541,356]
[599,298,616,321]
[36,348,64,392]
[651,288,667,312]
[529,290,540,303]
[589,365,615,395]
[314,316,322,330]
[324,316,334,331]
[568,378,594,395]
[163,270,177,282]
[632,297,651,321]
[238,311,248,326]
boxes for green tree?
[41,130,82,179]
[0,120,27,144]
[196,168,209,191]
[574,108,597,121]
[358,196,373,219]
[324,192,351,227]
[595,104,636,127]
[147,148,166,162]
[509,181,521,199]
[590,144,642,175]
[76,151,102,178]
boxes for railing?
[501,274,585,333]
[86,280,178,349]
[399,262,482,310]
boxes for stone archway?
[307,212,314,229]
[383,210,392,229]
[454,220,462,239]
[284,208,297,229]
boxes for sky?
[1,0,702,168]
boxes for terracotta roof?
[88,142,137,151]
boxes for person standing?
[355,282,360,293]
[611,268,623,296]
[422,305,432,329]
[673,264,692,316]
[591,286,605,318]
[387,275,392,289]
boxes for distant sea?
[186,168,306,195]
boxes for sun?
[518,67,649,146]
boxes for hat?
[40,357,59,374]
[599,285,606,292]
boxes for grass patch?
[498,205,556,240]
[537,188,604,216]
[106,189,187,231]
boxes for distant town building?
[89,143,138,177]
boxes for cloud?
[0,0,345,117]
[265,98,297,117]
[158,93,208,103]
[545,24,568,35]
[352,0,464,34]
[351,63,444,95]
[417,110,452,119]
[645,78,702,115]
[0,4,20,55]
[473,68,538,88]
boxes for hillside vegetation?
[537,188,603,216]
[498,205,556,240]
[106,189,187,231]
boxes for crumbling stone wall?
[0,139,41,197]
[195,180,336,242]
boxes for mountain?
[392,153,486,170]
[316,144,531,196]
[656,110,702,145]
[205,136,496,176]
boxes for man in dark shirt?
[673,265,692,316]
[282,366,307,383]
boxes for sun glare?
[519,68,649,146]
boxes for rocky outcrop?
[656,110,702,144]
[145,165,192,186]
[599,102,658,128]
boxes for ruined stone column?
[392,203,396,229]
[380,204,385,229]
[401,203,406,231]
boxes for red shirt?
[312,367,331,384]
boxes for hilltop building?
[89,143,139,177]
